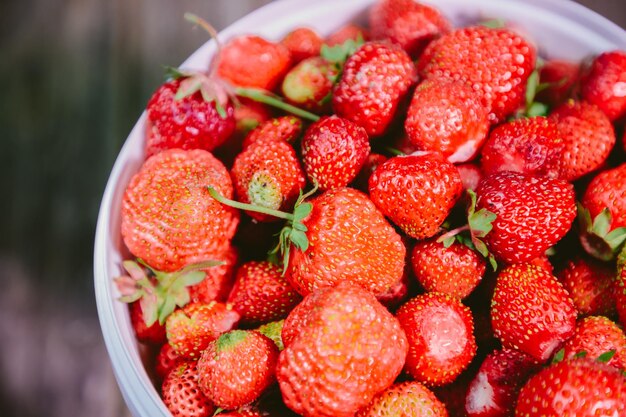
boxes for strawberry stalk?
[234,87,320,122]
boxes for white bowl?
[94,0,626,415]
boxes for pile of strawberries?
[113,0,626,416]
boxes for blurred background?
[0,0,623,416]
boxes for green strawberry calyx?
[257,319,285,351]
[578,203,626,261]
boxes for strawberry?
[281,57,339,114]
[396,292,476,386]
[405,79,490,163]
[581,50,626,121]
[156,342,184,380]
[475,171,576,264]
[356,381,448,417]
[549,100,615,181]
[128,300,166,345]
[352,152,388,192]
[198,330,279,409]
[417,25,536,122]
[464,348,541,417]
[369,0,451,57]
[188,245,238,304]
[301,115,370,190]
[491,263,577,361]
[227,261,302,326]
[231,137,306,222]
[215,406,267,417]
[215,35,292,91]
[277,282,408,417]
[515,358,626,416]
[563,315,626,371]
[528,254,554,274]
[325,24,369,47]
[376,261,412,310]
[233,98,272,137]
[121,149,239,272]
[241,116,302,149]
[617,247,626,327]
[457,163,482,192]
[535,59,580,107]
[411,239,485,300]
[369,153,463,239]
[165,301,240,359]
[479,116,563,178]
[162,362,216,417]
[280,27,323,63]
[557,256,616,317]
[332,41,417,136]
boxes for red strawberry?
[480,116,563,178]
[457,163,482,192]
[376,263,412,310]
[475,171,576,264]
[465,348,541,417]
[411,239,485,300]
[515,358,626,416]
[528,254,554,274]
[352,152,388,192]
[405,79,490,163]
[618,248,626,327]
[188,245,239,304]
[277,282,408,417]
[162,362,216,417]
[242,116,303,149]
[369,153,463,239]
[156,342,184,380]
[418,26,536,122]
[198,330,278,409]
[281,27,323,63]
[145,77,235,158]
[227,261,302,326]
[121,149,239,272]
[357,381,448,417]
[231,137,306,222]
[165,302,240,359]
[215,406,267,417]
[301,115,370,190]
[333,41,417,136]
[549,100,615,181]
[536,59,580,107]
[129,300,166,345]
[369,0,451,57]
[491,263,577,361]
[563,315,626,371]
[557,256,616,317]
[281,57,339,113]
[581,50,626,121]
[396,292,477,386]
[325,24,369,47]
[215,35,291,91]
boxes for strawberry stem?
[235,87,320,122]
[207,186,295,221]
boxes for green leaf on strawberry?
[320,34,364,65]
[578,203,626,261]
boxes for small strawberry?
[156,342,184,380]
[376,262,412,310]
[581,50,626,121]
[162,362,216,417]
[333,41,418,136]
[396,292,477,386]
[227,261,302,326]
[280,27,323,63]
[198,330,278,409]
[563,315,626,371]
[281,57,339,114]
[557,256,616,317]
[549,100,615,181]
[128,300,166,345]
[301,115,370,190]
[325,24,369,47]
[352,152,388,192]
[241,116,303,149]
[369,152,463,239]
[457,163,482,192]
[357,381,448,417]
[535,59,580,107]
[491,263,577,361]
[188,246,238,304]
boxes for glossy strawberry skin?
[475,171,576,264]
[491,263,577,361]
[333,41,417,136]
[563,316,626,371]
[188,246,239,304]
[242,116,302,150]
[369,153,463,239]
[121,149,239,272]
[301,115,370,190]
[357,381,448,417]
[581,163,626,231]
[280,27,323,64]
[581,50,626,121]
[557,257,616,317]
[162,362,216,417]
[145,79,236,158]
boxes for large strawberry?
[563,315,626,371]
[162,362,216,417]
[332,41,417,136]
[557,256,616,317]
[356,381,448,417]
[491,263,577,361]
[277,282,408,417]
[581,50,626,121]
[369,152,463,239]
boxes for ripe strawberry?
[491,263,577,361]
[357,381,448,417]
[535,59,580,107]
[376,261,412,310]
[241,116,303,149]
[369,153,463,239]
[581,50,626,121]
[563,315,626,371]
[301,115,370,190]
[227,261,302,326]
[231,137,305,222]
[162,362,216,417]
[333,41,417,136]
[528,254,554,274]
[165,301,240,359]
[277,282,408,417]
[188,246,238,304]
[121,149,239,272]
[457,163,482,192]
[515,358,626,416]
[325,24,369,47]
[281,57,339,113]
[465,348,541,417]
[475,171,576,264]
[198,330,279,409]
[557,256,616,317]
[549,100,615,181]
[418,26,536,122]
[281,27,323,64]
[352,152,387,192]
[480,116,563,178]
[129,300,166,345]
[411,239,485,300]
[215,35,291,91]
[156,342,184,380]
